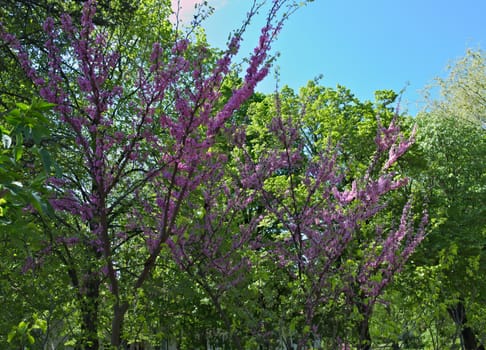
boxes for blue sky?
[177,1,486,115]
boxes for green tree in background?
[425,48,486,127]
[416,48,485,349]
[373,49,486,350]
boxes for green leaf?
[39,148,52,174]
[16,102,30,111]
[32,314,46,332]
[13,146,23,162]
[0,124,10,134]
[33,100,55,110]
[6,108,20,121]
[7,329,16,343]
[18,320,28,333]
[14,133,23,161]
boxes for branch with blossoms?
[165,150,262,348]
[237,93,427,348]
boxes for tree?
[374,49,486,350]
[419,49,486,350]
[411,112,485,350]
[1,0,311,348]
[0,100,54,219]
[424,48,486,127]
[235,84,426,349]
[0,100,66,349]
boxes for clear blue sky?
[196,0,486,116]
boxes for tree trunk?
[357,301,372,350]
[357,317,372,350]
[448,301,485,350]
[111,301,129,348]
[78,271,101,350]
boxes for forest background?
[0,1,485,349]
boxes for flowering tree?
[2,0,427,348]
[237,87,427,349]
[1,0,310,347]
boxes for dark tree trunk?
[357,317,372,350]
[448,301,485,350]
[357,301,372,350]
[111,301,129,348]
[78,271,101,350]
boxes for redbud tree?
[1,0,308,347]
[1,0,426,348]
[234,90,427,349]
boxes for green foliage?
[0,99,54,221]
[414,106,485,285]
[7,314,47,349]
[424,48,486,126]
[375,49,486,350]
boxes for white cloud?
[171,0,228,24]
